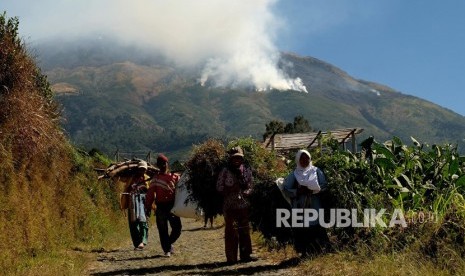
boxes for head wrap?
[157,153,169,163]
[293,149,321,193]
[137,160,148,170]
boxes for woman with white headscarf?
[293,149,322,192]
[283,149,330,257]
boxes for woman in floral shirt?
[216,146,254,263]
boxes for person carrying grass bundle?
[203,212,215,228]
[216,146,256,263]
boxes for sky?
[2,0,465,116]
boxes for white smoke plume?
[7,0,307,92]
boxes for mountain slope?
[38,38,465,158]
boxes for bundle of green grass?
[185,139,226,218]
[185,137,293,246]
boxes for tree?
[263,115,312,138]
[263,120,285,140]
[290,115,312,133]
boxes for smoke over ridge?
[15,0,307,92]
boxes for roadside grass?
[14,251,88,276]
[297,249,456,276]
[253,240,465,276]
[252,227,465,275]
[13,215,127,276]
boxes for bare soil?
[85,217,303,275]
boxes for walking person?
[283,149,331,257]
[122,160,150,250]
[203,212,215,228]
[216,146,255,263]
[145,154,182,257]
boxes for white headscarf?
[293,149,321,193]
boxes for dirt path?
[85,217,302,275]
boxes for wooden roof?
[263,128,364,152]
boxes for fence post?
[351,132,356,153]
[146,151,152,164]
[114,149,119,162]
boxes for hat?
[137,160,148,170]
[157,153,169,163]
[229,146,244,157]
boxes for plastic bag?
[275,177,292,206]
[171,172,204,219]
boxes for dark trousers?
[155,201,182,253]
[224,208,252,263]
[294,224,330,256]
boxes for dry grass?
[250,226,465,276]
[251,233,464,276]
[295,249,463,276]
[1,13,124,274]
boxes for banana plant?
[318,135,465,213]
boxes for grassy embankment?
[1,13,127,275]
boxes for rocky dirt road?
[85,217,302,275]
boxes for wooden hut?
[263,128,364,153]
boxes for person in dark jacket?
[283,149,331,257]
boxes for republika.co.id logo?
[276,208,437,228]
